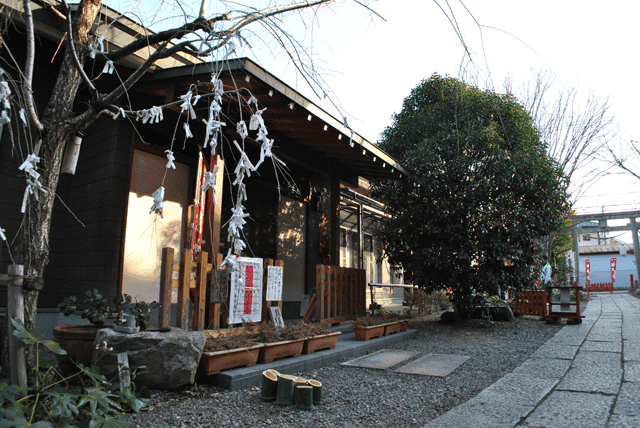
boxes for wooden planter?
[383,321,402,336]
[353,324,385,341]
[199,344,264,376]
[400,320,409,331]
[302,332,341,354]
[258,338,306,364]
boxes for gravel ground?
[126,312,564,428]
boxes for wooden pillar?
[193,251,209,331]
[7,265,27,389]
[158,248,175,328]
[208,253,225,329]
[330,176,340,266]
[177,250,193,329]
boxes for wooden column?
[177,250,193,329]
[7,265,27,389]
[330,176,340,266]
[194,251,209,331]
[158,248,175,328]
[208,253,225,329]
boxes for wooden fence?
[313,265,366,323]
[586,282,614,293]
[159,248,212,330]
[513,291,548,316]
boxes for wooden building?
[0,1,409,329]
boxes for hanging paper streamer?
[102,60,115,74]
[150,186,165,218]
[201,164,219,204]
[165,150,176,169]
[184,122,193,138]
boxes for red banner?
[191,153,207,262]
[586,259,591,284]
[611,258,617,283]
[244,265,254,315]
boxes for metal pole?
[572,227,580,287]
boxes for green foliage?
[373,74,570,319]
[59,291,159,330]
[1,318,148,427]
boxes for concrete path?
[424,292,640,428]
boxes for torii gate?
[570,210,640,287]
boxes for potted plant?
[55,289,159,372]
[199,330,264,376]
[298,322,341,354]
[249,322,308,364]
[353,314,401,341]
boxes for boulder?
[93,327,206,390]
[471,303,515,322]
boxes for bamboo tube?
[275,374,294,406]
[309,379,322,405]
[260,370,278,402]
[295,385,314,410]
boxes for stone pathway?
[423,292,640,428]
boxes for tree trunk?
[2,0,103,375]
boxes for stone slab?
[474,373,557,406]
[394,353,469,377]
[530,344,579,360]
[512,358,571,379]
[557,366,622,394]
[523,391,615,428]
[624,360,640,382]
[580,340,622,353]
[573,350,621,369]
[612,382,640,417]
[423,400,535,428]
[341,349,418,369]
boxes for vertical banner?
[191,153,207,262]
[266,265,284,301]
[228,257,263,324]
[585,259,591,284]
[611,257,617,283]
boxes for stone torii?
[570,210,640,287]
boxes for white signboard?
[268,306,285,327]
[228,257,263,324]
[266,265,283,301]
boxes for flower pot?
[199,343,263,376]
[383,321,402,336]
[353,324,385,341]
[53,324,101,374]
[258,339,305,364]
[302,331,341,354]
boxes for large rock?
[93,327,206,390]
[470,303,516,322]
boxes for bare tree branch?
[21,0,44,132]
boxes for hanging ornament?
[150,187,165,218]
[165,150,176,169]
[201,165,220,204]
[102,60,115,74]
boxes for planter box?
[302,332,341,354]
[199,343,263,376]
[400,320,409,331]
[383,321,402,336]
[258,339,306,364]
[353,324,385,341]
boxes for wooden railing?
[513,291,548,316]
[313,265,366,323]
[586,282,614,293]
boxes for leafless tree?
[0,0,373,370]
[503,70,617,201]
[603,139,640,181]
